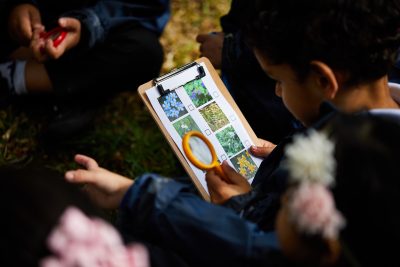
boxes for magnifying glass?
[40,27,67,48]
[182,131,227,180]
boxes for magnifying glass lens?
[188,136,213,165]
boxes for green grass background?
[0,0,231,179]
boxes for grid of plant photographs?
[158,77,258,179]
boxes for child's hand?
[250,138,277,158]
[30,25,47,62]
[8,4,42,46]
[65,154,134,210]
[206,161,251,204]
[31,17,81,62]
[196,32,224,69]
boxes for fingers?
[205,169,229,204]
[32,17,80,61]
[58,17,79,31]
[43,38,62,59]
[206,169,226,189]
[30,25,47,61]
[19,16,33,42]
[221,161,248,185]
[29,8,42,29]
[9,4,42,45]
[65,169,97,184]
[250,145,271,158]
[196,33,209,43]
[249,138,277,158]
[74,154,99,170]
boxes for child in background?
[0,0,169,140]
[275,114,400,267]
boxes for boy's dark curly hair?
[244,0,400,85]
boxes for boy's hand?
[206,161,251,204]
[250,138,277,158]
[65,154,134,210]
[31,17,81,62]
[196,32,224,69]
[8,4,42,46]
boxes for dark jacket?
[117,174,290,267]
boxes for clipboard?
[138,57,259,201]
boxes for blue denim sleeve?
[117,173,282,267]
[63,0,170,49]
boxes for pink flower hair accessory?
[40,206,150,267]
[288,183,346,239]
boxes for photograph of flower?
[199,102,229,131]
[231,151,258,179]
[158,91,188,122]
[173,115,201,138]
[183,79,213,107]
[216,126,244,157]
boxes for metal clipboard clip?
[153,62,206,96]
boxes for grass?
[0,0,231,179]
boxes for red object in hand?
[40,27,67,48]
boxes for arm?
[65,154,133,209]
[118,174,281,267]
[65,155,282,266]
[62,0,170,49]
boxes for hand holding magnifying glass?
[182,131,228,181]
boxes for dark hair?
[244,0,400,85]
[0,165,102,267]
[326,114,400,266]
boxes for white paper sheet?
[146,62,262,195]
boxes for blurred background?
[0,0,231,179]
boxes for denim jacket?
[117,174,287,267]
[4,0,170,49]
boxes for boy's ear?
[310,61,339,100]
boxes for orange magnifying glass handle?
[212,164,227,181]
[182,131,228,181]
